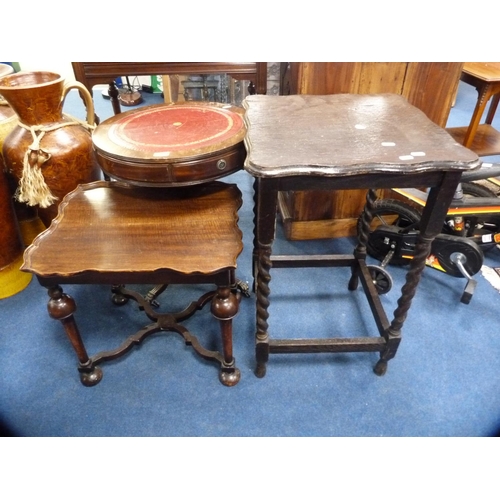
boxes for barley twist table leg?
[255,245,272,378]
[253,177,278,378]
[373,235,433,376]
[350,188,378,291]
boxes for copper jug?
[0,71,101,227]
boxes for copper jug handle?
[61,81,96,127]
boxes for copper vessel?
[0,71,101,226]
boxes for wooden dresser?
[279,62,463,239]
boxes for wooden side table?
[446,62,500,156]
[21,100,250,387]
[21,180,244,387]
[243,93,480,378]
[91,101,246,187]
[71,62,268,118]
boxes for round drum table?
[92,101,246,186]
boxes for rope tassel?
[16,147,57,208]
[15,118,93,208]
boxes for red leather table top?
[93,102,246,163]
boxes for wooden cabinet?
[279,62,463,239]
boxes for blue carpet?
[2,81,500,445]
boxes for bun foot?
[373,360,388,376]
[112,293,129,306]
[219,368,241,386]
[79,366,103,386]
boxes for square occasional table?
[446,62,500,157]
[21,181,244,387]
[242,93,480,378]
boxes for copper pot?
[0,71,101,226]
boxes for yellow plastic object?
[0,216,45,299]
[0,254,32,299]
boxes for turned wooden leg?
[485,93,500,124]
[108,80,121,116]
[47,285,103,387]
[211,287,240,386]
[463,85,491,147]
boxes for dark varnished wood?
[22,180,243,386]
[72,62,267,118]
[243,94,478,177]
[72,62,268,93]
[96,144,246,187]
[243,93,480,378]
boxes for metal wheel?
[462,181,498,198]
[367,265,393,294]
[459,182,500,248]
[358,199,422,265]
[432,235,484,277]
